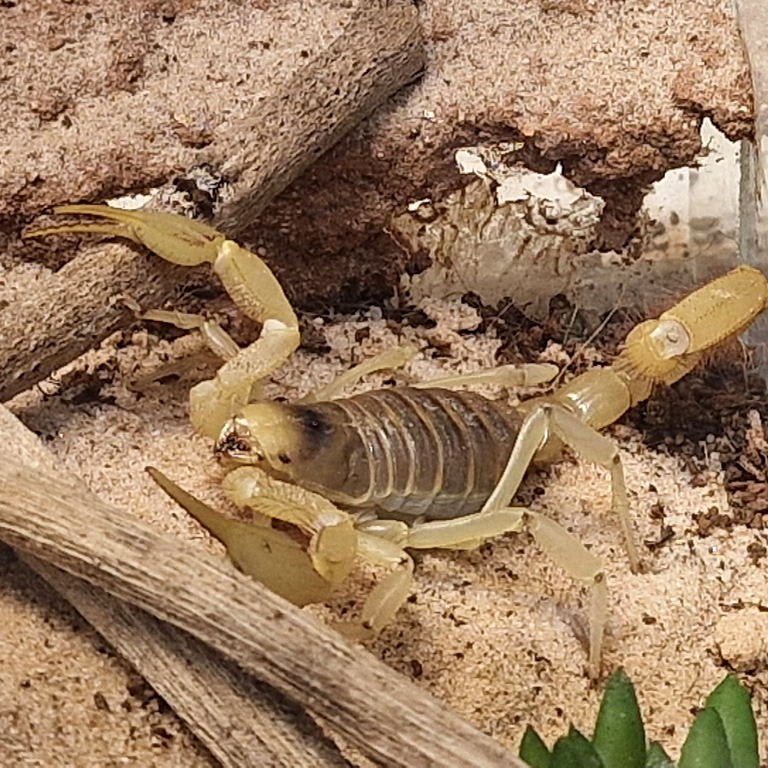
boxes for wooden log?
[0,0,424,403]
[4,403,348,766]
[211,1,424,235]
[24,557,350,768]
[0,404,523,768]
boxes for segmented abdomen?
[308,387,523,520]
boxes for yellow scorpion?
[27,205,768,678]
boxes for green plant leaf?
[520,725,552,768]
[645,741,674,768]
[678,707,733,768]
[592,668,646,768]
[704,675,759,768]
[551,726,605,768]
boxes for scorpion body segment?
[220,387,525,520]
[26,205,768,680]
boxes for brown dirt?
[249,0,753,305]
[0,546,213,766]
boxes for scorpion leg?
[411,362,559,390]
[480,402,639,572]
[347,532,415,635]
[118,293,242,364]
[305,353,557,402]
[347,518,415,633]
[303,347,418,402]
[135,306,241,362]
[404,508,607,679]
[26,205,300,438]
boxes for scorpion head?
[214,401,347,490]
[215,401,300,470]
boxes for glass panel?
[735,0,768,376]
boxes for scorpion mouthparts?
[214,417,262,463]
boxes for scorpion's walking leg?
[400,508,607,679]
[479,403,639,572]
[306,352,558,402]
[351,530,415,634]
[122,299,242,362]
[303,347,418,402]
[26,205,300,438]
[411,362,559,390]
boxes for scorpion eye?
[278,452,292,464]
[298,407,331,434]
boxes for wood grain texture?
[211,0,424,236]
[0,0,423,403]
[0,405,524,767]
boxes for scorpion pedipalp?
[27,204,301,438]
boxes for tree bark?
[0,0,424,402]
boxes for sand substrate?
[5,296,767,765]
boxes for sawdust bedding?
[7,288,768,764]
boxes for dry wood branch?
[23,557,348,768]
[3,404,348,767]
[0,405,523,768]
[210,0,424,235]
[0,0,423,403]
[0,243,193,402]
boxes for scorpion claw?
[25,204,226,267]
[147,466,335,606]
[28,204,301,438]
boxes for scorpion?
[26,204,768,678]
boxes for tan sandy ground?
[5,295,767,765]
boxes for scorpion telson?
[26,204,768,679]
